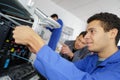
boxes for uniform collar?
[97,50,120,66]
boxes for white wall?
[18,0,86,40]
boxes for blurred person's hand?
[60,44,74,58]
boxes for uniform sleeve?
[33,45,87,80]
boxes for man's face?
[85,20,110,52]
[74,35,86,50]
[52,17,58,21]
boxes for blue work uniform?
[46,19,63,50]
[34,45,120,80]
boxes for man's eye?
[90,30,94,33]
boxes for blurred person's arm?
[46,26,54,32]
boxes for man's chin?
[88,47,94,51]
[88,48,98,53]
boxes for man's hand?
[13,25,45,53]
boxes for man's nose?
[84,32,90,39]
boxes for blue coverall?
[46,19,63,50]
[34,45,120,80]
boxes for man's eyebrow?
[87,27,96,31]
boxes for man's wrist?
[28,34,45,53]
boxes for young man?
[46,14,63,50]
[60,31,90,62]
[13,12,120,80]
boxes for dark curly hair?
[87,12,120,45]
[79,31,87,38]
[51,14,58,19]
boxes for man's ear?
[110,28,118,39]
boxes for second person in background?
[46,14,63,50]
[60,31,90,62]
